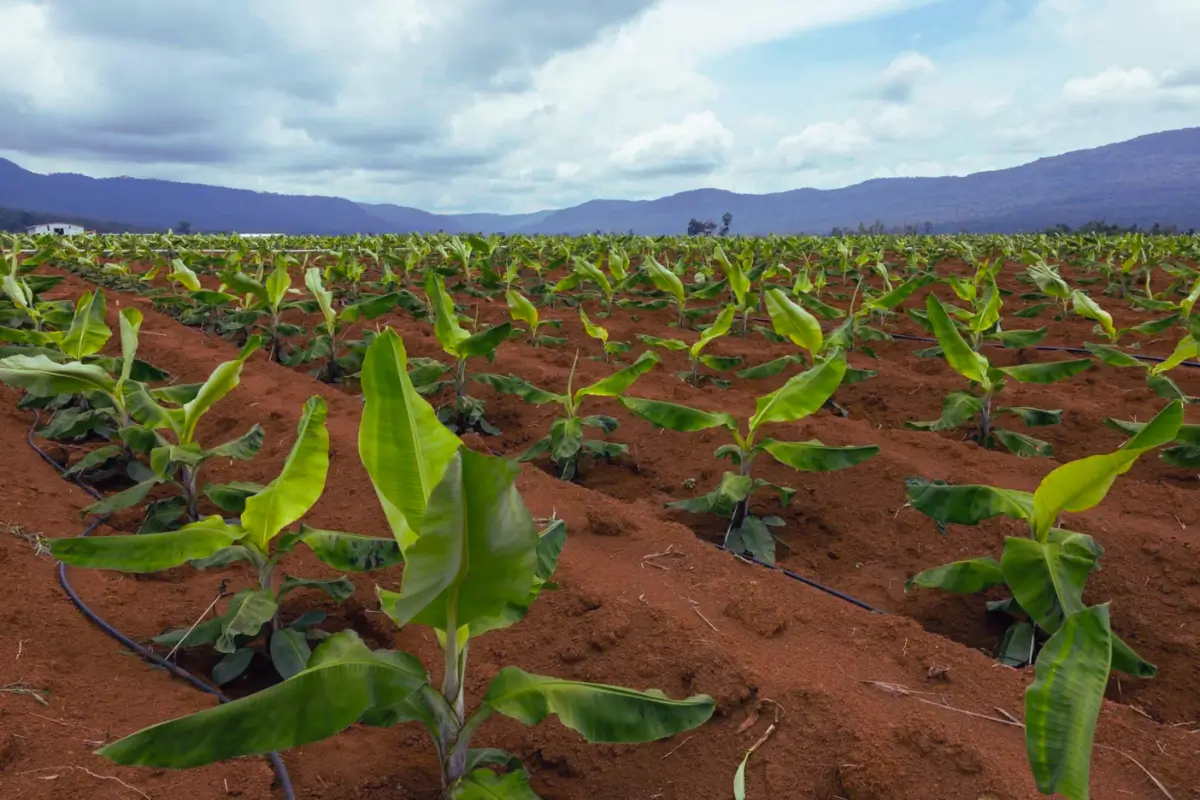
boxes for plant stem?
[181,465,200,522]
[978,391,994,446]
[439,609,468,786]
[727,456,753,536]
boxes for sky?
[1,0,1198,214]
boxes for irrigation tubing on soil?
[703,539,884,613]
[24,415,296,800]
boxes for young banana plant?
[554,256,616,313]
[620,351,879,564]
[713,244,754,336]
[1025,261,1073,311]
[638,304,741,387]
[1086,326,1200,405]
[909,294,1092,456]
[505,287,565,348]
[419,273,512,435]
[578,308,630,363]
[302,268,402,382]
[905,400,1182,800]
[641,254,688,328]
[222,255,304,362]
[0,293,163,449]
[84,329,714,797]
[49,394,403,685]
[480,350,659,480]
[92,337,267,530]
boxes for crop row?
[1,231,1198,799]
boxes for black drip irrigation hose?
[702,539,884,614]
[24,415,296,800]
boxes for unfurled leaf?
[97,631,427,767]
[49,517,245,572]
[382,447,537,634]
[242,396,329,551]
[359,329,462,551]
[906,557,1005,594]
[1024,605,1112,800]
[482,666,714,743]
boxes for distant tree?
[924,221,933,235]
[718,211,733,236]
[177,220,193,234]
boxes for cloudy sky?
[1,0,1198,214]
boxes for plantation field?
[1,232,1198,799]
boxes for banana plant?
[1026,262,1072,311]
[1085,330,1199,405]
[480,350,659,480]
[89,337,266,530]
[221,256,304,362]
[87,329,714,797]
[642,254,688,327]
[0,297,161,448]
[0,287,111,359]
[620,351,878,564]
[49,395,403,685]
[505,287,564,348]
[554,256,616,313]
[1070,291,1125,344]
[578,307,630,363]
[905,400,1182,800]
[300,268,401,382]
[713,244,754,336]
[439,235,477,290]
[909,294,1092,456]
[417,273,512,435]
[638,304,741,387]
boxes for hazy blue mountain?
[1,127,1197,236]
[506,128,1200,235]
[0,158,393,234]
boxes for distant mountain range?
[2,128,1198,236]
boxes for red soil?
[1,264,1198,799]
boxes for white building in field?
[26,222,86,236]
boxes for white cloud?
[866,105,929,141]
[555,161,581,179]
[776,120,871,167]
[1062,67,1159,105]
[876,52,937,102]
[609,111,734,175]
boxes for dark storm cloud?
[5,0,658,185]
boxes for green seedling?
[417,273,512,434]
[481,350,659,480]
[90,337,266,530]
[505,288,565,348]
[909,294,1092,456]
[221,256,306,362]
[49,395,402,685]
[300,267,402,382]
[905,400,1182,800]
[86,329,714,797]
[620,351,878,564]
[638,304,741,387]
